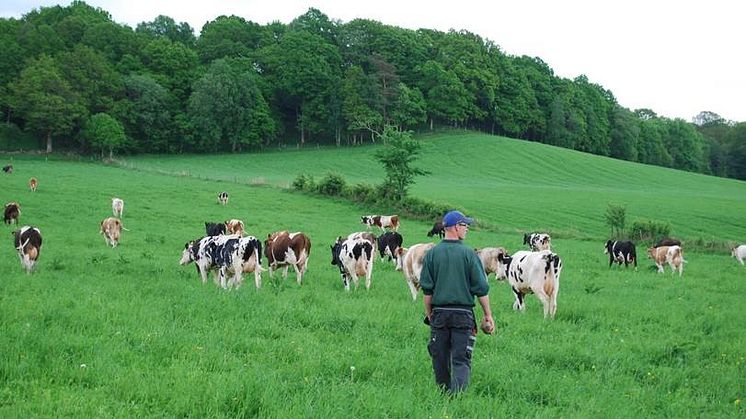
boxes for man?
[420,210,495,394]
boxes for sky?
[3,0,745,122]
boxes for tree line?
[1,1,745,179]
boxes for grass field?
[1,132,745,417]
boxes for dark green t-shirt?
[419,239,489,307]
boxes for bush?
[629,219,672,242]
[346,182,378,203]
[316,172,346,196]
[292,173,315,191]
[0,123,39,151]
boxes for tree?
[8,54,86,152]
[374,126,430,201]
[196,15,263,63]
[82,112,126,158]
[389,83,426,130]
[136,15,196,47]
[604,204,626,238]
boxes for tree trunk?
[429,118,433,131]
[46,131,52,153]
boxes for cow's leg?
[282,265,289,280]
[656,263,664,273]
[198,262,209,283]
[511,287,525,312]
[738,257,744,266]
[254,269,261,289]
[407,279,419,301]
[350,271,360,290]
[218,267,228,289]
[293,263,302,285]
[342,273,350,291]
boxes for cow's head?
[496,253,512,280]
[361,216,372,225]
[330,237,344,266]
[646,247,657,259]
[179,241,196,265]
[604,240,613,254]
[523,233,531,245]
[394,247,407,271]
[733,247,738,258]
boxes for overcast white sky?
[3,0,745,122]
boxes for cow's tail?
[16,237,30,252]
[121,226,131,231]
[543,253,561,297]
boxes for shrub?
[346,182,378,203]
[604,204,627,238]
[316,172,346,196]
[629,219,672,242]
[292,173,315,191]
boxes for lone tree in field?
[604,203,627,238]
[374,126,430,201]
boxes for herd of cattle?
[4,166,746,319]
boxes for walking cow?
[604,240,637,270]
[13,226,42,273]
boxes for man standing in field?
[420,210,495,394]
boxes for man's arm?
[424,294,433,322]
[477,295,495,334]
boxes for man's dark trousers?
[427,308,477,393]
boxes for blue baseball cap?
[443,211,473,227]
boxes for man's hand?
[480,315,495,335]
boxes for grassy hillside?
[120,131,746,242]
[0,152,744,417]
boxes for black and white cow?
[377,231,403,264]
[217,191,229,205]
[179,234,264,289]
[523,232,551,251]
[13,226,42,273]
[426,221,445,239]
[331,236,374,291]
[2,164,13,173]
[604,240,637,269]
[497,250,563,319]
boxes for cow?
[475,247,509,280]
[377,231,403,264]
[112,197,124,218]
[732,245,746,265]
[264,231,312,285]
[2,164,12,173]
[604,240,637,269]
[394,242,435,300]
[218,191,229,205]
[361,215,400,232]
[29,177,38,192]
[647,245,685,276]
[205,222,227,236]
[225,219,245,236]
[12,226,42,273]
[655,237,681,248]
[426,221,445,239]
[4,202,21,225]
[180,234,264,289]
[523,232,551,251]
[347,231,377,273]
[330,236,374,291]
[100,217,124,247]
[496,250,563,319]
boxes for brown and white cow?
[225,219,245,236]
[647,245,685,276]
[475,247,509,280]
[395,242,435,300]
[100,217,124,247]
[111,197,124,218]
[361,215,400,232]
[4,202,21,225]
[29,177,38,192]
[13,226,42,273]
[264,231,312,285]
[497,250,563,319]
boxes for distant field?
[1,138,744,417]
[120,131,746,242]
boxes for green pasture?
[0,137,745,417]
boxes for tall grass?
[0,139,744,417]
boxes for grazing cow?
[647,245,685,276]
[330,237,374,291]
[205,221,227,236]
[218,191,229,205]
[111,197,124,218]
[225,219,245,236]
[12,226,42,273]
[426,221,445,239]
[732,245,746,265]
[394,242,435,300]
[100,217,124,247]
[347,231,377,273]
[377,231,403,264]
[4,202,21,225]
[361,215,400,232]
[180,234,264,289]
[523,232,551,251]
[655,237,681,248]
[2,164,12,173]
[475,247,509,280]
[264,231,312,285]
[497,250,563,319]
[29,177,38,192]
[604,240,637,269]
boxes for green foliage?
[374,126,429,201]
[0,123,40,151]
[604,204,627,238]
[316,172,346,196]
[81,113,127,158]
[629,219,672,242]
[292,173,316,191]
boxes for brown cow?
[29,177,38,192]
[13,226,42,273]
[4,202,20,225]
[264,231,312,285]
[647,245,685,276]
[100,217,124,247]
[395,242,435,300]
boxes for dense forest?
[1,1,745,179]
